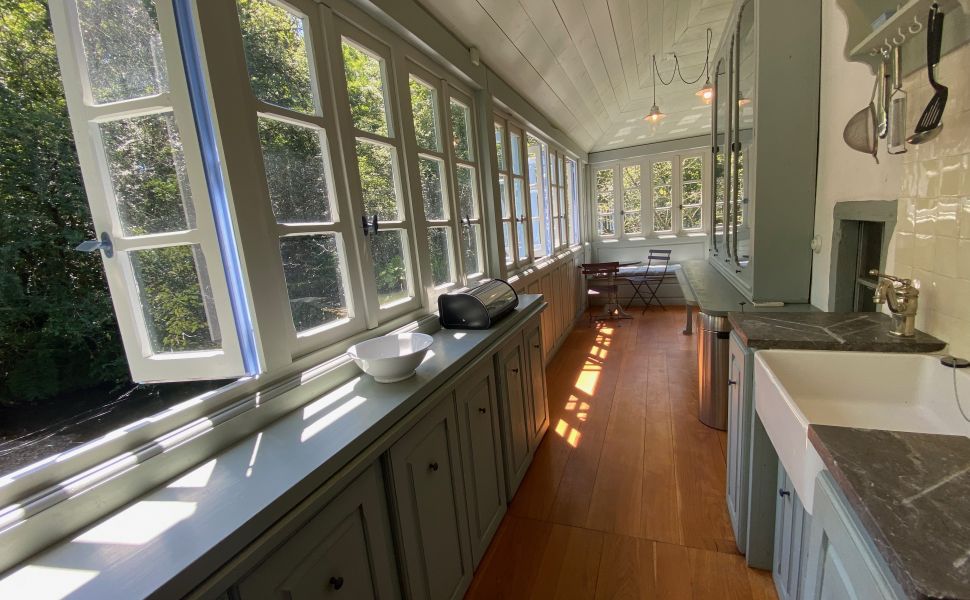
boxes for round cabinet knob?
[478,407,487,414]
[429,461,439,472]
[329,576,344,590]
[778,489,791,499]
[533,344,541,349]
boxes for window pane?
[355,139,400,221]
[516,220,529,261]
[654,185,672,208]
[596,168,614,192]
[513,177,526,219]
[449,99,472,161]
[503,222,514,265]
[130,245,219,353]
[427,226,454,286]
[372,229,411,306]
[494,123,506,171]
[654,209,672,232]
[462,223,483,276]
[418,156,447,221]
[409,76,439,151]
[622,165,640,188]
[568,160,580,244]
[237,0,314,114]
[682,156,703,182]
[682,207,703,230]
[510,132,522,175]
[652,160,672,186]
[280,234,349,332]
[341,39,389,136]
[598,215,615,236]
[258,117,332,223]
[683,181,703,205]
[77,0,168,103]
[623,189,641,234]
[499,174,510,219]
[100,112,194,236]
[456,165,478,219]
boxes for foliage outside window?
[595,167,615,237]
[622,164,642,236]
[681,156,704,230]
[651,160,673,233]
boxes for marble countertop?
[809,426,970,600]
[729,312,947,352]
[678,260,816,316]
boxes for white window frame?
[593,165,618,239]
[48,0,249,382]
[679,153,706,232]
[446,88,486,284]
[619,161,644,239]
[330,20,423,323]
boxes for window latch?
[361,214,379,236]
[75,231,113,258]
[462,215,471,227]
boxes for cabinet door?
[495,338,532,496]
[803,474,906,600]
[236,464,399,600]
[456,363,506,566]
[524,322,549,449]
[726,334,747,552]
[774,463,811,600]
[388,392,472,600]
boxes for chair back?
[646,250,671,275]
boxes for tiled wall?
[892,41,970,357]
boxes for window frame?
[445,88,486,284]
[48,0,251,382]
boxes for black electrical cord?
[652,28,713,87]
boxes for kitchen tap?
[869,270,919,337]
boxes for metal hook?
[893,27,907,46]
[909,13,923,35]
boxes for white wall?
[810,0,903,309]
[813,0,970,356]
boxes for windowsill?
[594,234,708,246]
[0,295,546,600]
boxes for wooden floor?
[466,307,777,599]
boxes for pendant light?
[645,54,665,123]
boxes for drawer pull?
[727,379,737,386]
[533,344,541,349]
[429,461,439,472]
[511,368,519,374]
[329,576,344,590]
[478,407,487,414]
[778,489,791,499]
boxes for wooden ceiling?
[416,0,736,152]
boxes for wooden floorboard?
[467,307,777,599]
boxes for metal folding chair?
[625,249,672,313]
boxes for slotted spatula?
[909,5,947,144]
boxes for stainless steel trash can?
[696,312,730,430]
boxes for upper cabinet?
[709,0,821,303]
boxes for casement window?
[549,150,568,250]
[406,68,458,296]
[508,124,531,264]
[494,120,514,266]
[567,158,581,245]
[595,167,616,237]
[527,134,549,258]
[595,152,707,240]
[48,0,253,382]
[447,92,485,282]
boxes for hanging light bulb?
[646,55,665,123]
[696,76,714,104]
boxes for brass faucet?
[869,270,919,337]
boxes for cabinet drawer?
[236,464,399,600]
[387,392,472,600]
[456,363,506,566]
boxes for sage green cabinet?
[456,362,506,565]
[524,322,549,446]
[802,473,906,600]
[387,391,472,600]
[235,464,399,600]
[496,330,534,497]
[709,0,821,302]
[725,332,749,553]
[773,463,811,600]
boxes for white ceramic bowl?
[347,333,434,383]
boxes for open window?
[49,0,253,382]
[447,91,485,283]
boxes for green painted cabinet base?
[773,463,811,600]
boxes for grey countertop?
[729,312,947,352]
[809,426,970,600]
[678,260,816,316]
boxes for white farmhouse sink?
[754,350,970,513]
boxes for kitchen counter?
[678,260,816,317]
[809,425,970,600]
[729,312,947,352]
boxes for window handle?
[75,232,113,258]
[372,214,379,235]
[361,214,379,236]
[462,215,471,227]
